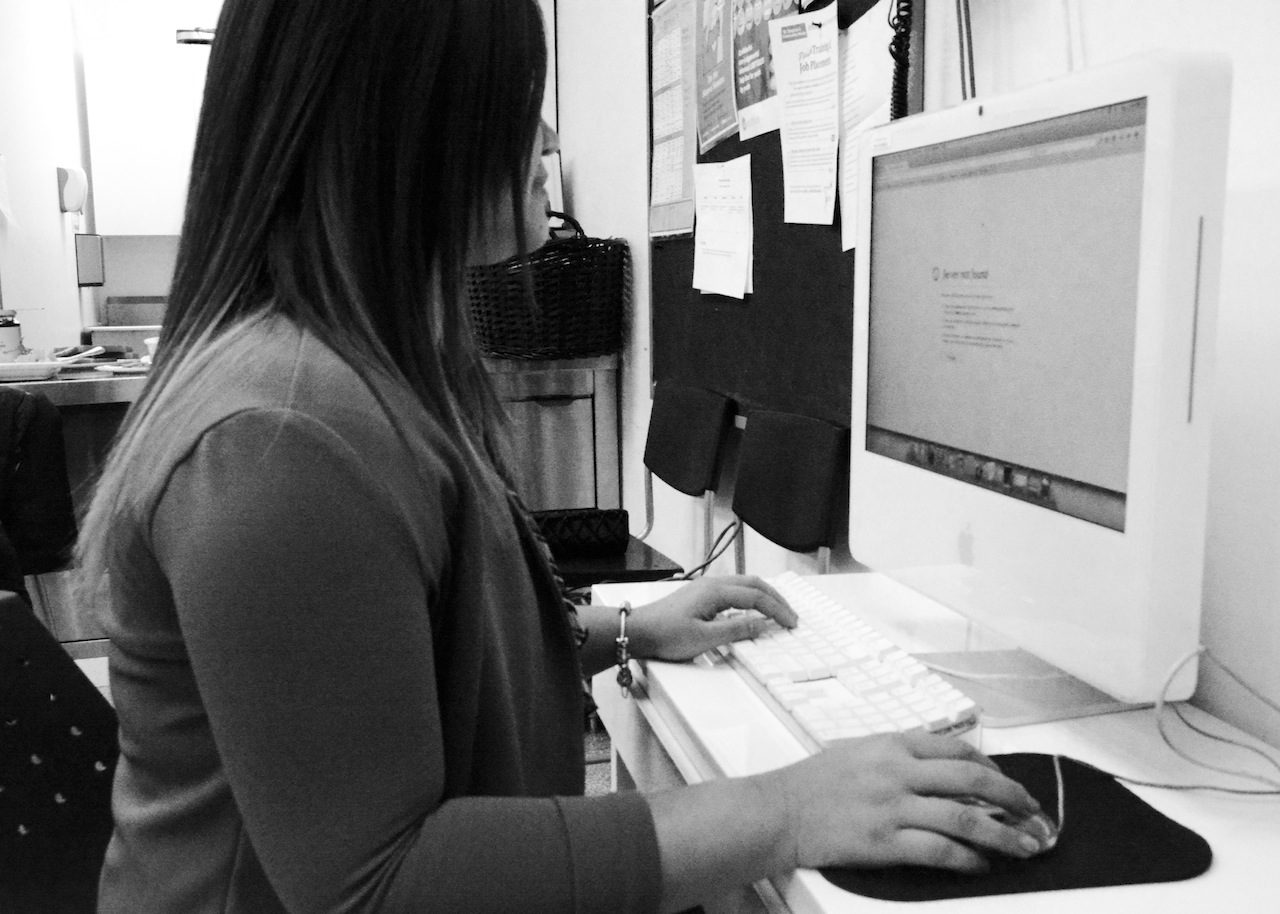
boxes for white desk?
[591,574,1280,914]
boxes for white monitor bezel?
[848,51,1232,704]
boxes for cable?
[1153,647,1280,791]
[934,644,1280,796]
[1051,753,1066,833]
[1060,648,1280,795]
[689,519,740,578]
[961,0,977,99]
[1170,703,1280,780]
[1071,757,1280,797]
[887,0,913,119]
[922,648,1280,792]
[698,520,738,569]
[1183,648,1280,779]
[671,533,729,580]
[954,0,977,100]
[1054,646,1280,795]
[671,519,742,581]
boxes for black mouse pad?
[819,752,1212,902]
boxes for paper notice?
[693,154,753,299]
[651,0,698,235]
[838,2,894,250]
[768,3,839,225]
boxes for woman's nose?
[540,119,561,157]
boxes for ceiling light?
[176,27,215,45]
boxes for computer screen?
[848,51,1231,716]
[867,100,1146,533]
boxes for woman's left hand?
[629,575,798,662]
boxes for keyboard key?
[721,572,980,752]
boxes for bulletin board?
[647,0,924,431]
[650,136,853,428]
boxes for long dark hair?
[79,0,547,576]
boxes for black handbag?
[533,508,630,558]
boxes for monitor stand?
[915,648,1148,727]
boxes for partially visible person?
[0,386,77,608]
[78,2,1049,912]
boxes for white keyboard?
[718,572,979,752]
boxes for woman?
[79,2,1048,911]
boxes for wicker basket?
[466,213,629,360]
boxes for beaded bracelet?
[615,602,633,698]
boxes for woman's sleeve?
[150,409,661,913]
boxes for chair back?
[643,382,736,497]
[0,592,117,913]
[732,408,850,554]
[0,387,77,608]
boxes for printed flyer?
[733,0,800,140]
[696,0,739,153]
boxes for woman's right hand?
[761,731,1048,874]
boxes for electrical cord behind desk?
[922,645,1280,794]
[672,520,741,581]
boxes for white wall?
[558,0,1280,747]
[75,0,220,236]
[0,0,219,350]
[539,0,558,127]
[0,0,85,352]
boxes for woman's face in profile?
[468,118,560,266]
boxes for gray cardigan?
[96,316,661,913]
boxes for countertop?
[4,371,147,407]
[5,353,619,409]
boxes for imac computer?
[848,51,1232,724]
